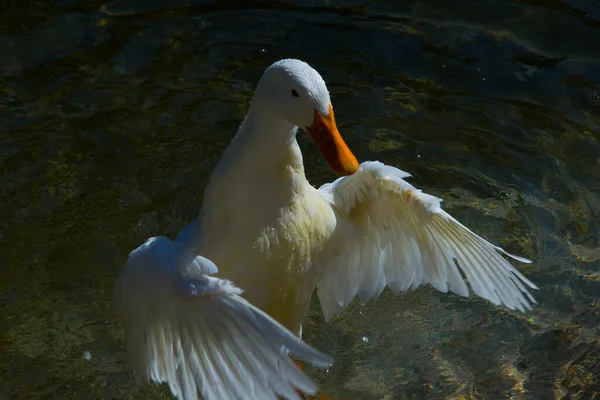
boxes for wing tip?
[506,252,533,264]
[530,283,539,290]
[309,353,334,369]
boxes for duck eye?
[291,89,299,98]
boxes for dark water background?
[1,0,599,399]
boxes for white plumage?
[316,161,537,321]
[113,58,538,400]
[113,225,333,400]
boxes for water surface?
[1,0,599,399]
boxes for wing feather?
[317,161,538,321]
[114,235,333,400]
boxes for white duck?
[114,59,538,399]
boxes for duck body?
[196,109,337,332]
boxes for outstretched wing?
[113,236,333,400]
[316,161,538,321]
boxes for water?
[1,0,599,398]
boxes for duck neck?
[203,106,308,204]
[239,105,305,173]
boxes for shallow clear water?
[1,0,599,399]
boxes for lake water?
[1,0,599,399]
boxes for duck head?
[251,59,359,176]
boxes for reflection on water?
[1,0,599,398]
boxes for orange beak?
[306,104,359,176]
